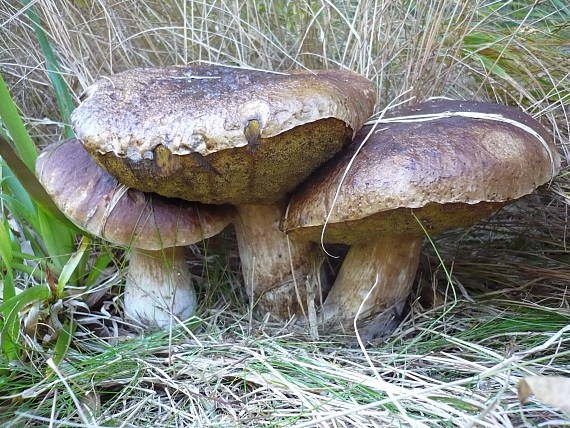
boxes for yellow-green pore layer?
[86,118,352,204]
[285,201,508,244]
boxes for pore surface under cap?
[284,100,560,243]
[37,139,233,250]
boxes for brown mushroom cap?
[283,100,560,243]
[72,65,376,204]
[37,139,233,250]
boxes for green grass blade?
[0,75,37,170]
[37,209,75,273]
[57,236,91,297]
[20,0,76,138]
[52,319,75,366]
[0,285,50,361]
[85,252,113,289]
[0,220,14,282]
[0,136,74,228]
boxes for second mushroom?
[284,100,560,340]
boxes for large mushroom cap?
[72,65,376,204]
[37,139,233,250]
[284,100,560,243]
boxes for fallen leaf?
[517,376,570,414]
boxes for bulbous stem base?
[321,235,422,340]
[124,247,196,329]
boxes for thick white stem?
[322,235,422,338]
[124,247,196,329]
[234,202,323,320]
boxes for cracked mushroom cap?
[72,65,376,204]
[37,139,233,250]
[283,100,560,244]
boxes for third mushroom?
[37,139,233,328]
[283,100,560,340]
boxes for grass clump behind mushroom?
[1,0,569,425]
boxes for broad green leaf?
[0,220,16,306]
[0,284,50,318]
[0,129,35,224]
[0,174,39,232]
[1,271,15,304]
[11,262,46,282]
[0,135,75,228]
[467,50,512,81]
[1,319,19,361]
[37,208,75,272]
[0,220,13,274]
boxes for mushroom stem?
[321,235,422,336]
[234,202,322,320]
[124,247,196,328]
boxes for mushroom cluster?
[38,65,376,328]
[37,65,560,339]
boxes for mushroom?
[36,139,233,328]
[71,65,376,319]
[283,100,560,338]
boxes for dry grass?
[1,0,569,426]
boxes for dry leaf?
[517,376,570,414]
[80,390,101,418]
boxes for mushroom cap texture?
[73,66,375,157]
[283,100,561,244]
[36,139,234,250]
[72,65,376,204]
